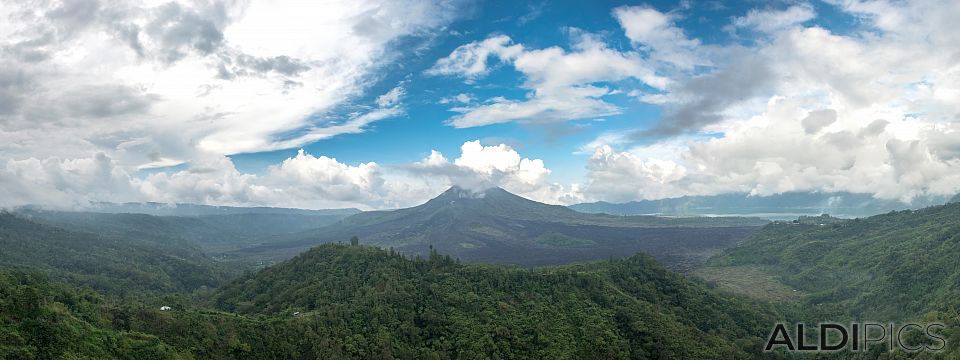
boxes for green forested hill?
[205,243,777,359]
[0,212,228,296]
[710,202,960,321]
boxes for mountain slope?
[18,210,352,253]
[0,212,227,295]
[207,243,777,358]
[570,191,949,219]
[708,202,960,320]
[235,187,767,269]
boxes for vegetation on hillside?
[205,244,777,359]
[711,203,960,321]
[0,271,182,359]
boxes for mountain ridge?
[569,191,951,219]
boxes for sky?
[1,0,959,210]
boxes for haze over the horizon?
[2,0,959,210]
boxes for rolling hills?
[233,186,768,269]
[0,212,228,295]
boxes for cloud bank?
[0,0,462,166]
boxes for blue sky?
[252,1,867,181]
[234,1,843,181]
[2,0,959,209]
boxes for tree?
[350,236,359,246]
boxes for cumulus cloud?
[583,96,960,203]
[407,141,581,204]
[0,150,421,210]
[0,153,142,209]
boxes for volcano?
[233,186,766,269]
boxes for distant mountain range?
[233,186,767,269]
[569,192,952,219]
[16,207,358,256]
[83,202,361,217]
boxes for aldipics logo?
[765,323,946,352]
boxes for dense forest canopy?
[0,244,780,359]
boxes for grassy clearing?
[692,265,803,303]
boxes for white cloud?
[731,4,816,33]
[585,145,689,201]
[425,34,523,79]
[432,31,667,128]
[801,109,838,134]
[376,85,405,108]
[0,153,143,209]
[612,5,706,70]
[438,93,474,104]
